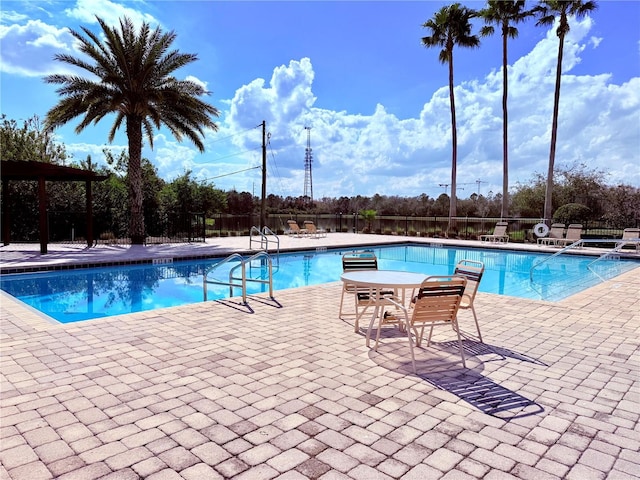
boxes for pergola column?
[2,178,9,246]
[38,176,48,255]
[86,180,94,247]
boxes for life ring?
[533,223,550,237]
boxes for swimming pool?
[1,244,637,323]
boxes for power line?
[267,137,287,199]
[201,165,260,181]
[198,146,261,163]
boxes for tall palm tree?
[479,1,532,220]
[535,0,597,224]
[422,3,480,232]
[45,16,219,244]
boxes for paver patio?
[1,234,638,479]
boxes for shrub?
[553,203,592,224]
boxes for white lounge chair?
[303,221,327,238]
[617,228,640,253]
[537,223,565,246]
[480,222,509,243]
[555,224,583,248]
[285,220,307,237]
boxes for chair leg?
[454,319,467,368]
[471,306,482,342]
[373,307,385,350]
[339,290,346,319]
[366,304,381,348]
[353,294,361,332]
[405,320,417,374]
[355,301,373,333]
[426,324,435,347]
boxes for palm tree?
[422,3,480,232]
[45,16,219,244]
[535,0,597,224]
[479,1,532,220]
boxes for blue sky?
[1,0,639,203]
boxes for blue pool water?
[1,244,637,323]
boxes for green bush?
[553,203,592,224]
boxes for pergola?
[1,160,108,254]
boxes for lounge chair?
[554,223,583,248]
[453,259,484,342]
[374,276,467,373]
[339,251,396,332]
[537,223,566,246]
[285,220,307,237]
[303,221,327,238]
[480,222,509,243]
[617,228,640,253]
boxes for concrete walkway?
[1,234,639,479]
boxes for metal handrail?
[230,251,274,302]
[203,251,274,304]
[530,237,639,282]
[203,253,245,301]
[587,237,640,280]
[249,226,280,255]
[529,240,585,281]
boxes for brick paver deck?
[1,234,638,479]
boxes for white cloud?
[8,10,637,199]
[180,16,638,199]
[0,10,29,23]
[0,20,75,76]
[64,0,159,29]
[185,75,207,91]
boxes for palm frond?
[45,13,219,177]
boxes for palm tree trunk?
[501,30,509,220]
[127,117,145,245]
[544,32,565,224]
[448,54,458,232]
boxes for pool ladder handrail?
[203,252,274,304]
[250,226,280,255]
[586,237,640,281]
[529,237,636,287]
[529,239,585,282]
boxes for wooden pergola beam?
[1,160,108,254]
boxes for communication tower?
[303,126,313,202]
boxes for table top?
[340,270,427,288]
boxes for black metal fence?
[275,214,637,243]
[7,211,638,245]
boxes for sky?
[1,0,639,204]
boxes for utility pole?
[261,120,267,230]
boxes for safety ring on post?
[533,223,550,238]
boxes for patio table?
[340,270,427,346]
